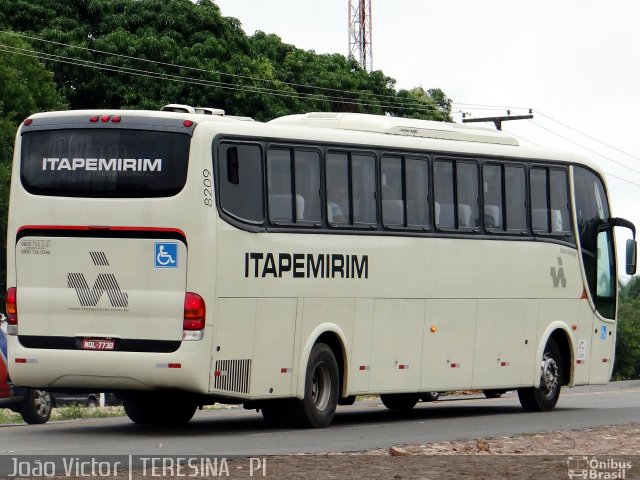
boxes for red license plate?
[81,338,115,351]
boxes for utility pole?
[348,0,373,71]
[462,110,534,131]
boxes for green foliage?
[0,408,22,424]
[614,297,640,379]
[0,33,66,163]
[615,276,640,379]
[0,0,451,121]
[0,33,66,307]
[0,0,451,308]
[620,275,640,300]
[0,405,125,424]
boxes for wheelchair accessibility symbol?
[154,242,178,268]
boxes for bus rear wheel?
[290,343,339,428]
[380,393,420,410]
[517,338,563,412]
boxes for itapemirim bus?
[5,105,637,427]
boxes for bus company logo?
[244,252,369,279]
[67,253,129,308]
[567,456,632,479]
[550,256,567,288]
[41,157,162,172]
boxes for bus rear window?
[20,129,190,197]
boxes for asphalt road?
[1,381,639,457]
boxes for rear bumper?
[8,337,211,394]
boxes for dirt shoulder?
[222,424,640,479]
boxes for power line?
[1,30,447,112]
[0,30,554,117]
[0,43,446,113]
[4,31,640,183]
[534,109,640,163]
[527,120,640,177]
[504,127,640,189]
[601,171,640,189]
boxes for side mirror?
[626,239,637,276]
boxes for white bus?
[6,106,636,427]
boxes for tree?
[391,87,451,121]
[0,0,452,121]
[614,297,640,379]
[0,0,454,305]
[620,275,640,300]
[0,32,66,307]
[614,275,640,379]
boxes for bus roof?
[269,112,520,146]
[23,108,606,179]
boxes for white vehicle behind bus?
[5,106,636,427]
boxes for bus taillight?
[183,292,205,341]
[5,287,18,335]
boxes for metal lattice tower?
[348,0,373,71]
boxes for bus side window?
[456,161,479,228]
[294,149,321,223]
[326,153,350,225]
[381,155,403,227]
[267,148,293,223]
[530,167,549,233]
[218,142,264,225]
[482,163,504,230]
[434,161,455,229]
[352,153,377,225]
[434,159,479,230]
[549,169,570,233]
[530,166,570,235]
[405,158,430,228]
[382,155,430,229]
[505,165,527,232]
[267,147,321,225]
[227,146,240,185]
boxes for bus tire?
[260,400,291,427]
[19,388,52,424]
[380,393,420,410]
[123,394,196,425]
[290,343,339,428]
[517,338,563,412]
[483,390,505,399]
[86,396,99,409]
[421,392,440,402]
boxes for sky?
[214,0,640,278]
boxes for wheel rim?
[311,361,331,411]
[540,353,559,398]
[33,390,51,418]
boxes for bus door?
[573,167,636,383]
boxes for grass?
[0,405,126,424]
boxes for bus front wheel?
[291,343,339,428]
[517,338,563,412]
